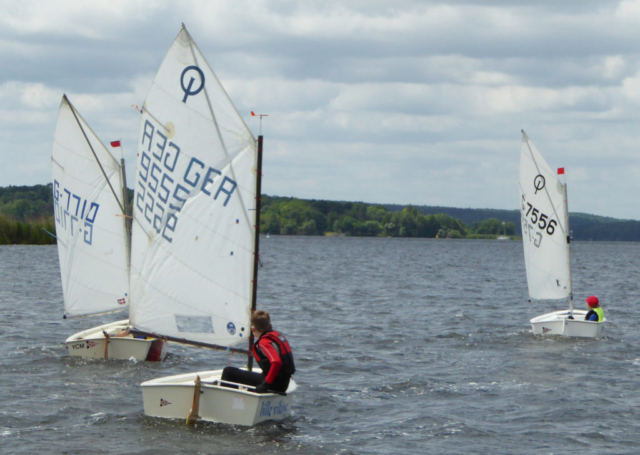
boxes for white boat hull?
[530,310,606,338]
[65,319,167,361]
[141,369,296,426]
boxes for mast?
[120,158,131,271]
[564,181,573,316]
[247,135,264,371]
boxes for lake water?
[2,238,640,454]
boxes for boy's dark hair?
[251,310,272,332]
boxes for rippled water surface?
[2,238,640,454]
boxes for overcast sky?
[3,0,640,219]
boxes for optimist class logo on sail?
[180,66,205,103]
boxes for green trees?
[260,197,324,235]
[0,185,522,243]
[0,184,53,221]
[432,213,467,238]
[473,218,516,235]
[0,184,56,244]
[258,197,512,239]
[0,215,56,245]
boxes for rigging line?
[186,35,259,329]
[42,228,57,239]
[64,94,125,216]
[52,143,120,195]
[54,119,121,171]
[141,103,171,134]
[187,35,255,239]
[51,156,64,170]
[128,328,249,355]
[184,27,254,137]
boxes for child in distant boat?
[111,326,145,339]
[584,296,604,322]
[221,310,295,394]
[112,327,130,338]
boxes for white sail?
[519,131,571,300]
[52,95,130,317]
[129,26,257,347]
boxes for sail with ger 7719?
[520,130,605,338]
[51,95,166,361]
[129,25,297,426]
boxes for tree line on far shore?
[260,196,515,239]
[0,215,56,245]
[0,185,519,245]
[0,184,55,245]
[3,184,639,243]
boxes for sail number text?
[53,180,100,245]
[523,201,557,235]
[521,195,558,248]
[137,119,238,243]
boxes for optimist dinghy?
[129,25,296,426]
[52,96,166,360]
[520,131,605,338]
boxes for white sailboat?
[52,95,166,360]
[497,222,509,240]
[130,25,296,426]
[520,131,605,338]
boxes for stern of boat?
[65,319,167,361]
[141,369,296,426]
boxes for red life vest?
[253,331,296,377]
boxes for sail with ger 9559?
[128,25,257,348]
[132,25,297,426]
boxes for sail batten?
[520,132,572,301]
[129,26,257,347]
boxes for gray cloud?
[2,0,640,220]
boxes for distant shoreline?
[2,185,639,243]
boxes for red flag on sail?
[251,111,256,116]
[557,167,565,175]
[110,140,121,148]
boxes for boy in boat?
[221,310,295,393]
[584,295,604,322]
